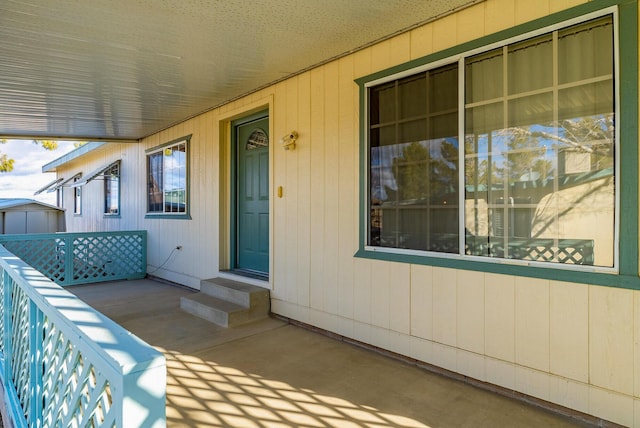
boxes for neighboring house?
[35,1,639,426]
[0,199,65,234]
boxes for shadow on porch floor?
[70,279,588,428]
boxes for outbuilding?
[0,198,65,234]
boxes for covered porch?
[70,279,584,427]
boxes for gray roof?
[0,198,63,211]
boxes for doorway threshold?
[218,270,269,287]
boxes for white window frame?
[145,135,191,218]
[73,176,82,215]
[104,162,120,216]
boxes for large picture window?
[147,136,189,215]
[366,14,616,269]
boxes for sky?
[0,140,78,205]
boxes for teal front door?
[235,115,269,275]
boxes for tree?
[0,152,14,173]
[0,139,60,173]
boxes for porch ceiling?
[0,0,479,142]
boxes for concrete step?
[180,277,270,327]
[200,277,270,308]
[180,294,244,327]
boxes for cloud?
[0,140,77,204]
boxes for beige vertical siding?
[266,1,638,425]
[58,143,143,233]
[61,0,640,425]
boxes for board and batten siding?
[58,0,640,425]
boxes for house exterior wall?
[59,143,143,232]
[57,1,640,425]
[58,129,221,287]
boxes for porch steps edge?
[180,277,270,328]
[200,277,269,307]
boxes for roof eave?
[42,142,108,173]
[0,198,64,211]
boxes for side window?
[104,162,120,215]
[146,136,189,216]
[56,187,63,208]
[73,176,82,215]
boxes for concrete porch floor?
[69,279,591,428]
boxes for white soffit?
[0,0,479,142]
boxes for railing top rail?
[0,230,147,242]
[0,244,163,376]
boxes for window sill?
[354,247,639,290]
[144,213,191,220]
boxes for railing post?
[141,231,148,276]
[29,302,43,428]
[120,364,167,428]
[0,267,4,353]
[1,269,26,428]
[3,270,12,385]
[64,235,74,287]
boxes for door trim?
[230,110,270,278]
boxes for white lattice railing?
[0,244,166,427]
